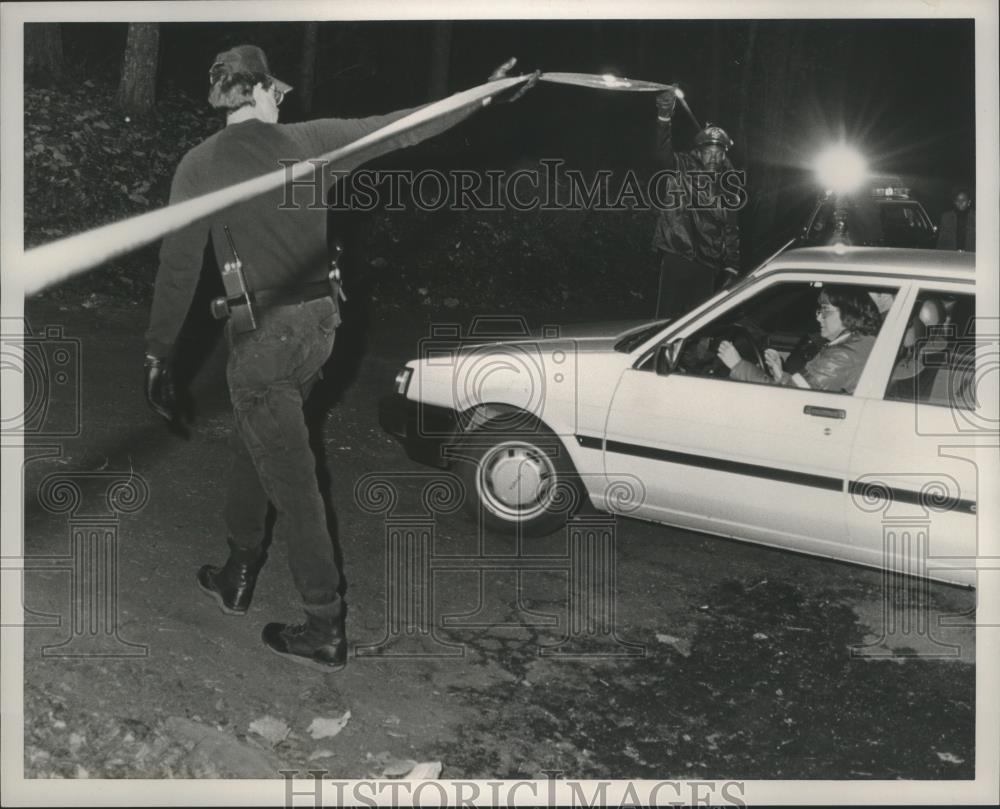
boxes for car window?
[670,280,890,396]
[805,198,881,246]
[804,198,934,248]
[880,202,934,243]
[884,290,976,409]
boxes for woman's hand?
[716,340,742,369]
[764,348,784,381]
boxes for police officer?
[143,45,533,671]
[936,188,975,252]
[652,88,741,319]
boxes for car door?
[846,282,982,586]
[601,272,902,560]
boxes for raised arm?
[655,89,679,170]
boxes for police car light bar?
[872,186,911,198]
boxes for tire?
[456,416,585,537]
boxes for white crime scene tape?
[540,72,672,92]
[15,71,668,296]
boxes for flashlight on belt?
[328,243,347,302]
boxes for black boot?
[262,600,347,672]
[197,554,264,615]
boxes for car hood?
[462,318,666,352]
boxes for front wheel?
[456,417,584,536]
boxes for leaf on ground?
[248,715,290,745]
[307,710,351,740]
[381,757,418,777]
[655,633,692,657]
[405,761,443,779]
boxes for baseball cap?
[210,45,293,94]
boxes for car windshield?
[615,321,667,353]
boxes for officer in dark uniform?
[936,188,975,252]
[652,88,741,320]
[142,45,533,671]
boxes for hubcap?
[478,440,557,519]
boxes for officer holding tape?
[652,87,742,320]
[143,45,535,671]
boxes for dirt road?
[19,299,975,780]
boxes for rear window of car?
[883,291,976,410]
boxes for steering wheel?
[706,323,766,376]
[675,323,768,377]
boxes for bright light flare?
[814,144,868,195]
[600,73,630,87]
[674,88,685,99]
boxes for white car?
[380,247,988,587]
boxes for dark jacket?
[146,108,421,358]
[652,119,741,272]
[936,209,975,251]
[731,332,876,395]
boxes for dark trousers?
[223,296,340,606]
[655,251,716,320]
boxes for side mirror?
[655,340,682,375]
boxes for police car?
[380,247,986,587]
[799,182,938,250]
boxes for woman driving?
[717,285,881,394]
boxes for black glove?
[656,87,678,120]
[487,57,540,103]
[144,354,187,434]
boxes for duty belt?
[253,279,333,309]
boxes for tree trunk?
[117,23,160,116]
[298,22,319,117]
[25,23,64,85]
[428,22,452,100]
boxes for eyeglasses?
[269,86,285,107]
[816,305,839,318]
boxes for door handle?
[803,405,846,419]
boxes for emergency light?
[871,186,910,198]
[814,144,868,195]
